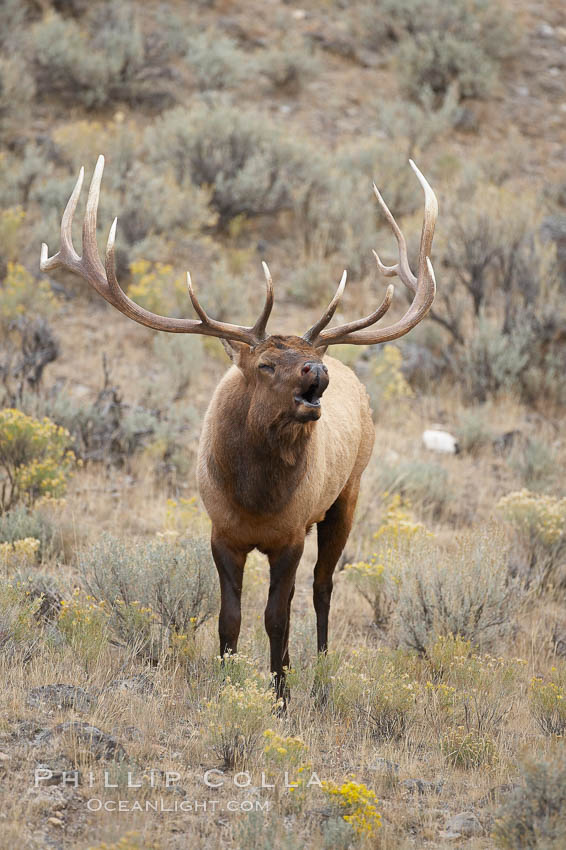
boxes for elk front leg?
[265,543,303,702]
[314,482,359,653]
[281,583,295,670]
[211,533,248,657]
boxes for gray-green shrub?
[258,40,320,92]
[493,755,566,849]
[359,0,517,101]
[456,408,493,455]
[509,437,558,493]
[32,6,178,109]
[428,184,566,405]
[0,505,60,563]
[395,529,521,653]
[186,31,254,90]
[379,459,451,520]
[0,56,35,144]
[79,535,219,659]
[145,104,302,229]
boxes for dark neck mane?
[210,394,315,516]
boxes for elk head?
[227,335,328,428]
[40,156,438,415]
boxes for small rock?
[0,752,10,761]
[402,778,445,795]
[27,684,94,713]
[47,817,63,827]
[444,811,483,837]
[14,721,53,745]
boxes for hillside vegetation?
[1,1,566,848]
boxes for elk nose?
[301,361,329,393]
[302,362,328,376]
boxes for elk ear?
[220,339,252,368]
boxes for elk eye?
[258,363,275,374]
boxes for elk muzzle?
[294,361,329,421]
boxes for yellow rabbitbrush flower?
[322,779,382,837]
[0,537,40,570]
[88,830,159,850]
[129,260,187,316]
[373,492,431,545]
[441,726,498,769]
[0,260,56,329]
[263,729,309,767]
[163,496,209,537]
[343,557,393,628]
[529,675,566,736]
[372,344,413,402]
[205,677,279,767]
[0,208,26,265]
[58,590,109,663]
[331,648,418,739]
[497,489,566,547]
[0,409,76,512]
[344,494,431,626]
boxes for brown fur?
[197,335,374,700]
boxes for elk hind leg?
[313,481,359,654]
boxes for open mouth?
[294,386,321,408]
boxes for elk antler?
[40,155,274,346]
[303,160,437,347]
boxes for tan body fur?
[198,355,374,551]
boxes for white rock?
[537,22,554,38]
[422,429,459,454]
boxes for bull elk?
[40,155,437,701]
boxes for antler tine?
[306,161,437,348]
[40,166,84,272]
[186,271,212,323]
[409,158,438,281]
[372,182,416,295]
[302,270,347,344]
[252,261,274,339]
[82,155,107,285]
[314,283,395,347]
